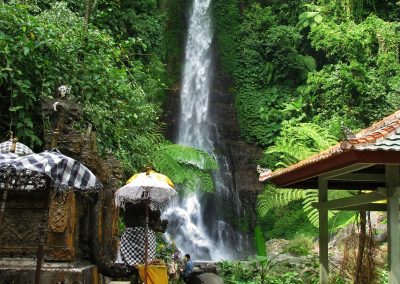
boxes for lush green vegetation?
[218,255,318,284]
[214,0,400,144]
[2,2,399,280]
[214,0,400,240]
[284,234,314,256]
[0,0,217,191]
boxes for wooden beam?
[289,179,384,190]
[313,191,386,210]
[271,150,361,188]
[330,173,385,183]
[320,163,372,180]
[386,165,400,284]
[319,178,328,284]
[270,151,400,189]
[313,203,387,211]
[357,151,400,164]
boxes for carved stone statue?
[41,85,82,136]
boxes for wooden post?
[144,200,149,284]
[0,177,10,224]
[318,177,329,284]
[386,165,400,284]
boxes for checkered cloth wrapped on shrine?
[116,227,156,266]
[0,149,102,191]
[0,140,33,156]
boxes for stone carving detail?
[48,192,70,233]
[0,210,44,244]
[0,247,39,257]
[0,169,47,191]
[46,247,75,261]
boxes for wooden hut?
[259,110,400,284]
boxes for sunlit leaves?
[264,122,337,169]
[151,144,218,193]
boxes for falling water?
[162,0,252,261]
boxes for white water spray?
[163,0,251,261]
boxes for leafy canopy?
[0,2,217,194]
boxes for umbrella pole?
[0,177,10,224]
[144,199,149,284]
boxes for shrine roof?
[259,110,400,188]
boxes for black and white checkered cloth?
[117,227,156,266]
[0,149,102,191]
[0,140,34,156]
[0,152,19,163]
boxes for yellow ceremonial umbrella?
[126,170,174,187]
[115,167,175,284]
[116,169,175,208]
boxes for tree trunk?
[83,0,92,36]
[354,211,366,284]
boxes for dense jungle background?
[1,0,399,283]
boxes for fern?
[151,143,217,193]
[266,122,337,168]
[258,185,304,216]
[159,144,218,170]
[259,187,355,227]
[259,122,356,228]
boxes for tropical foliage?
[262,122,337,168]
[218,256,318,284]
[152,144,218,193]
[214,0,400,238]
[0,2,162,164]
[2,0,400,272]
[257,122,354,227]
[214,0,399,147]
[0,1,217,193]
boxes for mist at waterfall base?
[161,0,253,261]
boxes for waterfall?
[162,0,252,261]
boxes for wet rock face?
[165,59,264,195]
[208,67,264,233]
[209,69,264,195]
[165,59,264,237]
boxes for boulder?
[265,239,289,257]
[188,272,224,284]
